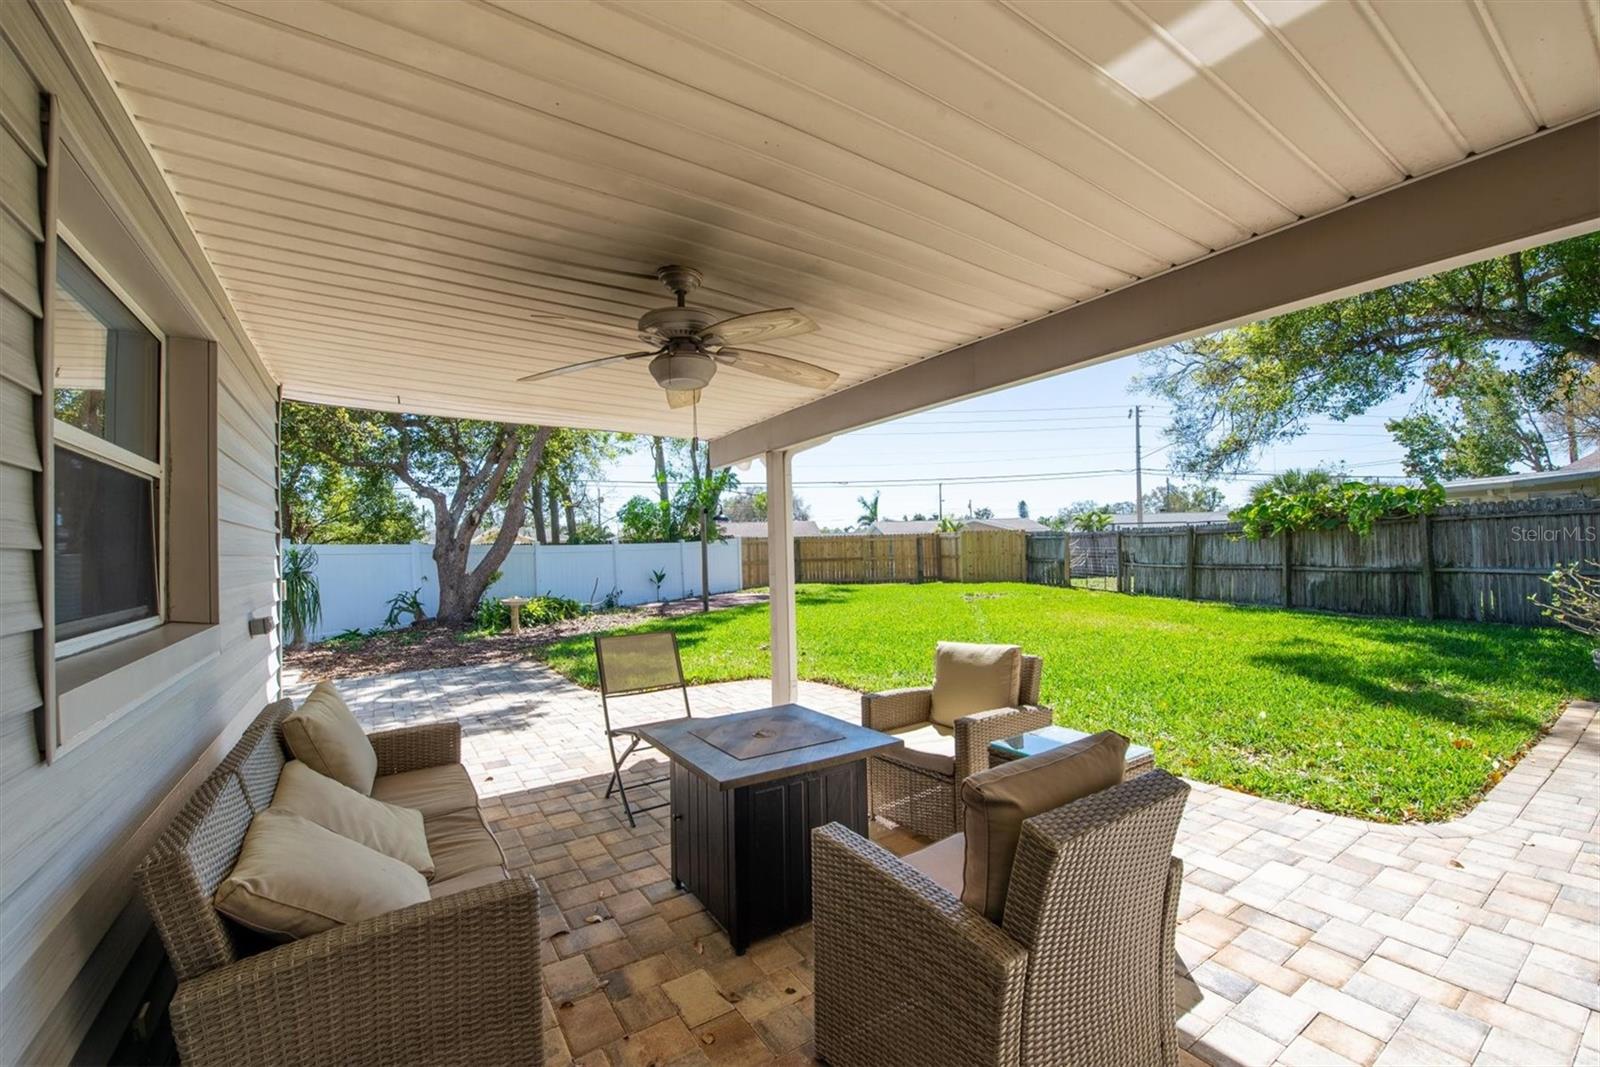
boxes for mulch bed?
[284,592,766,683]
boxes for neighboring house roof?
[1442,453,1600,499]
[471,527,537,544]
[1109,511,1231,527]
[966,516,1049,532]
[869,520,940,535]
[718,519,823,539]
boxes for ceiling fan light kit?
[516,265,839,406]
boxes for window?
[52,237,164,653]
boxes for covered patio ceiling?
[67,0,1600,444]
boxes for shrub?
[282,547,322,648]
[384,585,426,628]
[1535,561,1600,644]
[473,593,585,633]
[322,627,367,651]
[1231,481,1443,539]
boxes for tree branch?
[469,428,553,585]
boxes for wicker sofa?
[813,768,1190,1067]
[136,699,543,1067]
[862,652,1050,840]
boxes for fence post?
[1062,533,1071,588]
[915,537,924,583]
[1116,531,1126,593]
[1185,526,1197,600]
[1281,530,1293,608]
[1418,511,1436,619]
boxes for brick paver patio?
[292,662,1599,1066]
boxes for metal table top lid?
[634,704,902,790]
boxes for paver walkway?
[291,662,1600,1066]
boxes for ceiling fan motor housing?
[649,349,717,391]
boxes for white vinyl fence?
[297,540,742,642]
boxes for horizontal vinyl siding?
[0,341,278,1065]
[0,4,282,1062]
[0,11,44,816]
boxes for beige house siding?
[0,5,281,1063]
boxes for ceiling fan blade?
[716,348,838,390]
[666,388,702,409]
[517,351,655,383]
[702,308,817,347]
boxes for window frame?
[51,224,168,658]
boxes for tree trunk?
[565,499,578,540]
[430,428,553,625]
[531,481,546,544]
[651,436,670,504]
[548,481,561,544]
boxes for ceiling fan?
[517,265,838,408]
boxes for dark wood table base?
[670,758,867,953]
[636,704,901,956]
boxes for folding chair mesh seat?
[595,631,692,826]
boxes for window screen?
[54,447,158,641]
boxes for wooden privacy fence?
[1107,495,1597,626]
[739,529,1024,587]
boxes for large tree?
[721,487,812,523]
[1143,483,1225,512]
[1385,351,1554,479]
[280,403,425,544]
[1140,233,1600,477]
[287,404,553,625]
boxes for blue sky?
[585,348,1432,530]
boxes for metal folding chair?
[595,631,692,827]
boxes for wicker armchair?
[813,770,1189,1067]
[137,701,543,1067]
[862,653,1050,839]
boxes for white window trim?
[52,420,162,479]
[51,224,169,658]
[55,615,164,659]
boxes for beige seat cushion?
[882,721,956,776]
[272,760,434,878]
[215,809,429,940]
[902,832,965,898]
[424,807,507,883]
[371,763,479,818]
[930,643,1022,728]
[282,682,378,794]
[429,865,509,900]
[960,730,1128,923]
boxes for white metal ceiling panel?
[68,0,1600,438]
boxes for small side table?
[500,596,530,635]
[989,725,1156,777]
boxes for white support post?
[766,449,799,706]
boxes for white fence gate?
[297,540,743,641]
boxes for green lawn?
[534,583,1594,822]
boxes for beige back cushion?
[215,809,429,940]
[930,642,1022,728]
[960,731,1128,922]
[274,760,435,878]
[282,682,378,794]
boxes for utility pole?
[1130,405,1144,527]
[938,483,943,521]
